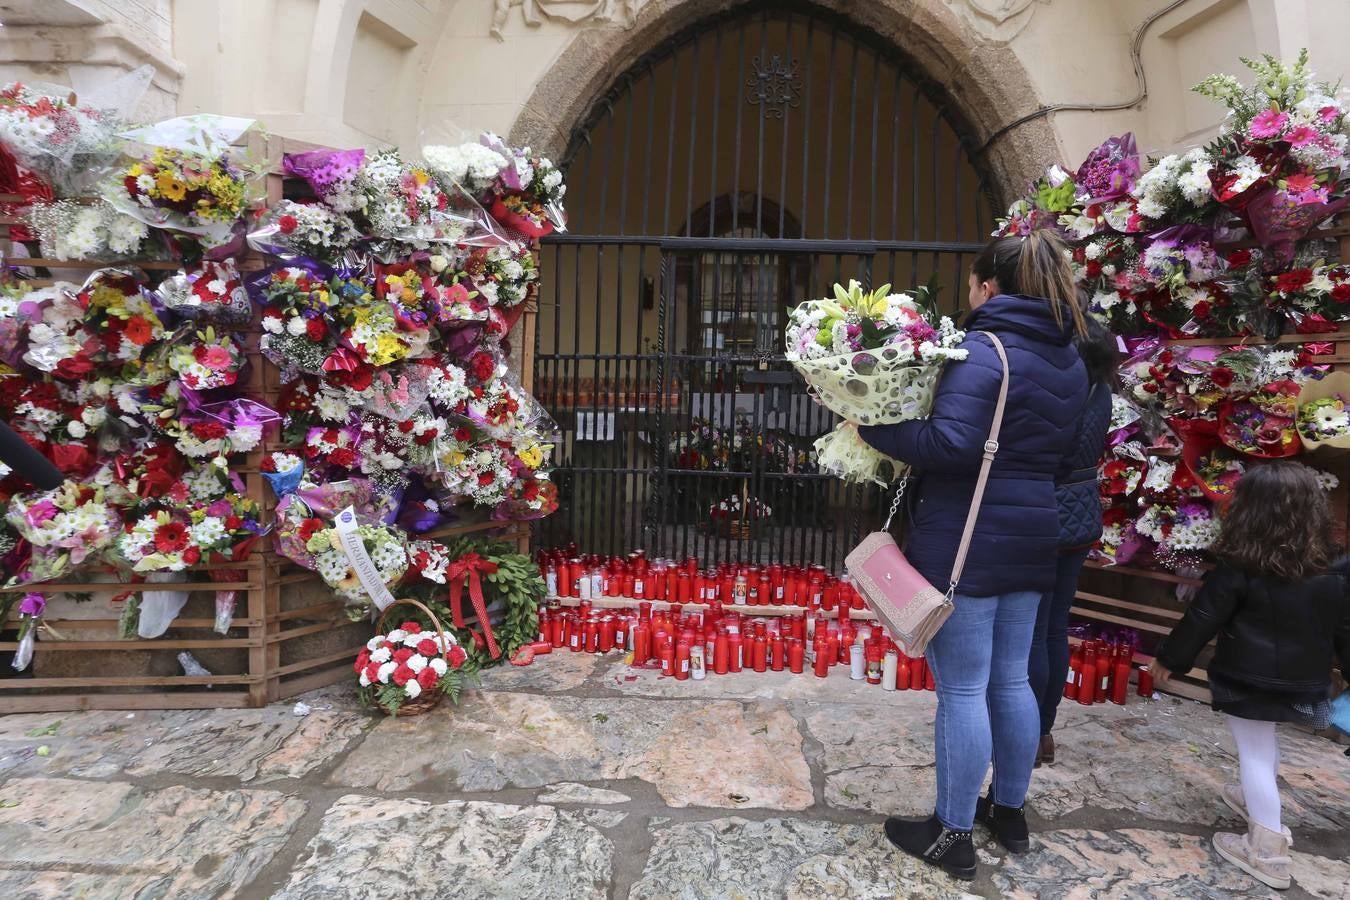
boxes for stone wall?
[4,1,1346,199]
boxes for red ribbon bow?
[446,552,501,659]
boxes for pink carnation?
[1250,108,1289,140]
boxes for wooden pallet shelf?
[0,133,545,712]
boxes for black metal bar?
[844,37,860,239]
[754,10,768,237]
[798,16,815,238]
[618,74,636,237]
[662,37,681,236]
[778,12,794,239]
[708,22,724,239]
[869,46,880,242]
[685,31,702,235]
[821,28,838,237]
[732,23,746,234]
[641,60,658,236]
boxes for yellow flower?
[447,450,466,467]
[370,332,409,366]
[127,163,144,178]
[156,171,188,202]
[517,444,544,468]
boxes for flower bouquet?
[0,79,132,193]
[1219,380,1303,458]
[247,199,359,261]
[261,450,305,498]
[784,279,967,484]
[163,325,246,391]
[271,477,400,569]
[355,600,468,716]
[153,258,253,324]
[105,115,259,247]
[27,199,152,261]
[354,149,485,246]
[253,262,340,374]
[1093,505,1144,566]
[1182,434,1248,502]
[308,518,410,607]
[1136,499,1222,571]
[492,473,558,521]
[114,508,223,573]
[79,269,169,366]
[1296,370,1350,451]
[5,482,120,581]
[476,133,567,237]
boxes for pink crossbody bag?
[845,332,1010,657]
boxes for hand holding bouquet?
[785,280,967,484]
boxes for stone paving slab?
[474,648,604,693]
[629,815,981,900]
[988,827,1350,899]
[273,795,612,900]
[798,696,938,815]
[0,777,305,900]
[0,707,370,784]
[331,690,814,810]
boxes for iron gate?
[533,1,997,569]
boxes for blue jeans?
[1028,549,1091,736]
[925,590,1041,831]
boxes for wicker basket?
[373,597,455,718]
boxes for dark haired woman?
[858,231,1089,879]
[1153,461,1350,891]
[1026,311,1117,768]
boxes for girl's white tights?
[1227,715,1282,832]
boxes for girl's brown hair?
[1214,461,1340,581]
[972,231,1088,338]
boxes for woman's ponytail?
[972,231,1088,339]
[1016,230,1087,339]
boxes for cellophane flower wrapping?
[27,199,153,261]
[103,114,261,248]
[152,258,253,324]
[785,280,967,484]
[5,483,120,582]
[247,200,361,262]
[272,477,399,570]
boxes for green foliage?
[118,596,140,639]
[430,536,544,669]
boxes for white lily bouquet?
[785,280,968,484]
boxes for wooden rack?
[1071,233,1350,703]
[0,134,541,711]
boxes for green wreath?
[410,536,544,669]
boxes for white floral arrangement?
[423,142,509,196]
[784,280,967,484]
[306,521,410,606]
[28,199,151,261]
[1130,148,1215,221]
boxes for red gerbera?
[298,517,326,542]
[1276,268,1315,294]
[153,521,189,553]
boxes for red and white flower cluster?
[355,620,467,701]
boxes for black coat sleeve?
[1154,565,1245,674]
[0,419,64,491]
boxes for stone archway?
[507,0,1060,207]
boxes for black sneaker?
[975,792,1030,853]
[883,814,977,881]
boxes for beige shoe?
[1220,784,1294,846]
[1213,822,1292,891]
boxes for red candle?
[925,667,935,691]
[826,635,840,669]
[813,640,830,677]
[769,565,785,605]
[633,622,651,664]
[713,630,729,675]
[598,616,614,653]
[551,615,565,649]
[568,616,583,652]
[526,640,553,655]
[1094,643,1111,703]
[770,634,785,672]
[660,639,675,676]
[728,634,743,673]
[584,618,599,653]
[1110,654,1130,705]
[808,576,824,610]
[1078,646,1096,706]
[1064,645,1081,700]
[896,654,911,690]
[788,638,805,674]
[1138,665,1155,697]
[752,635,768,673]
[910,656,926,690]
[823,577,839,611]
[675,640,691,680]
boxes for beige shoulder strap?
[946,331,1010,595]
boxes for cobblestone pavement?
[1,651,1347,899]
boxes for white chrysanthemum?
[190,517,228,549]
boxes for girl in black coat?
[1153,461,1350,891]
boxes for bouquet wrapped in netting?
[785,280,967,484]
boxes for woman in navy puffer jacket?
[860,231,1088,881]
